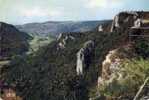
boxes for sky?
[0,0,149,25]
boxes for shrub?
[99,58,149,99]
[134,39,149,58]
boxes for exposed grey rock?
[76,40,94,75]
[98,49,125,86]
[76,49,84,75]
[134,18,142,28]
[98,25,103,32]
[111,11,139,32]
[57,33,63,40]
[57,33,75,49]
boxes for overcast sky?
[0,0,149,25]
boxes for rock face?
[98,25,103,32]
[111,11,138,33]
[57,33,76,49]
[96,20,112,33]
[98,49,121,86]
[0,22,31,59]
[57,32,84,49]
[76,40,95,75]
[134,18,142,28]
[98,44,134,86]
[111,11,149,33]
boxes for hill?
[16,20,112,37]
[0,22,31,60]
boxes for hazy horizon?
[0,0,149,25]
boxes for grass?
[28,36,54,53]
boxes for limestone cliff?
[57,33,82,49]
[76,40,95,75]
[111,11,138,33]
[111,11,149,33]
[98,44,134,86]
[95,11,149,100]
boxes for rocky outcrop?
[98,44,134,86]
[0,22,31,59]
[98,49,121,86]
[111,11,139,33]
[111,11,149,34]
[76,40,94,75]
[98,25,103,32]
[101,49,120,79]
[96,20,112,33]
[129,12,149,41]
[134,18,142,28]
[57,33,75,49]
[57,32,84,49]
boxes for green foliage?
[2,31,129,100]
[28,36,54,53]
[99,58,149,99]
[134,38,149,58]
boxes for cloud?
[84,0,123,9]
[86,0,107,8]
[20,7,62,17]
[0,0,148,24]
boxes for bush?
[134,39,149,58]
[99,58,149,99]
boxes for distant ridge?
[16,20,112,37]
